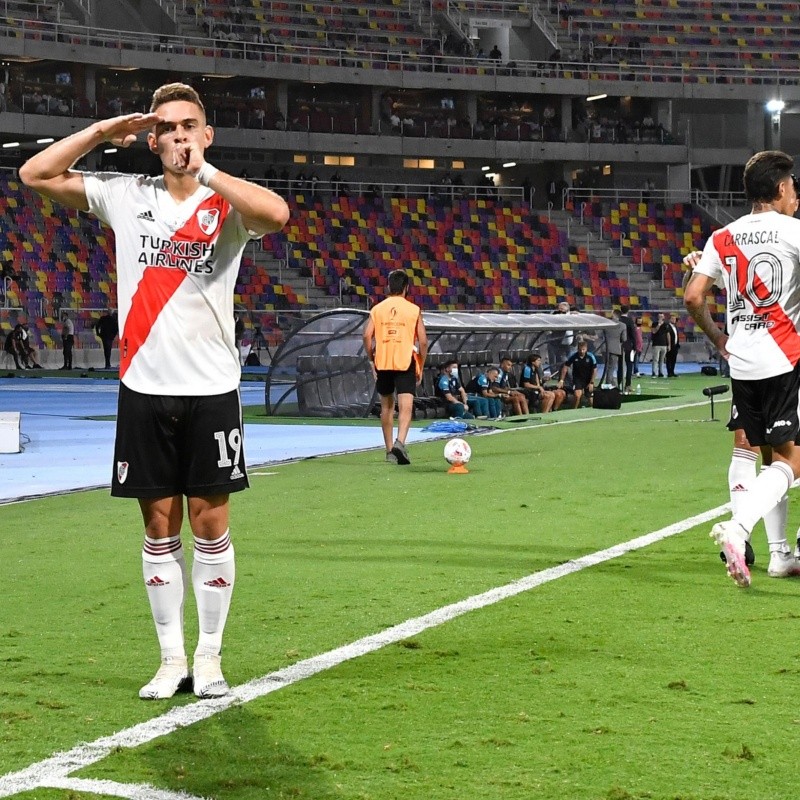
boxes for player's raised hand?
[98,112,163,148]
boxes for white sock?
[192,530,235,658]
[735,461,794,535]
[763,489,789,554]
[728,447,757,518]
[142,535,186,660]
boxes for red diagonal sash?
[713,228,800,363]
[120,193,231,379]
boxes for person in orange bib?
[363,269,428,465]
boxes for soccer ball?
[444,437,472,466]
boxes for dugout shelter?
[265,309,618,417]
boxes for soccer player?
[19,83,290,697]
[362,269,428,465]
[684,150,800,587]
[683,250,800,578]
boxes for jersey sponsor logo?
[117,460,129,484]
[766,419,792,434]
[136,210,155,222]
[196,207,220,237]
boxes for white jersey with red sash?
[694,210,800,380]
[84,172,258,395]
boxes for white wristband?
[195,161,220,187]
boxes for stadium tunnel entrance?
[264,309,619,417]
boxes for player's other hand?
[171,141,205,177]
[682,250,703,269]
[98,113,163,148]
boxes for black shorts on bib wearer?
[111,383,249,498]
[375,362,416,397]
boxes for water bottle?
[636,383,641,395]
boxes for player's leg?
[188,493,235,698]
[390,366,416,465]
[184,390,249,697]
[392,391,414,464]
[137,494,191,700]
[379,392,396,457]
[713,369,800,586]
[571,387,582,409]
[111,385,191,699]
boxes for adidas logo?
[146,575,169,587]
[731,483,748,493]
[137,210,155,221]
[230,465,243,480]
[204,576,231,588]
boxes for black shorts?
[112,383,249,498]
[375,362,416,397]
[729,363,800,447]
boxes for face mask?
[450,367,459,377]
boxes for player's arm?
[684,271,729,357]
[202,171,289,237]
[362,317,377,375]
[415,312,428,365]
[172,140,289,236]
[19,112,161,211]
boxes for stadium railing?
[1,17,798,86]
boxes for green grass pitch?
[2,374,798,800]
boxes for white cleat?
[768,550,800,578]
[139,656,191,700]
[710,521,751,588]
[193,653,229,698]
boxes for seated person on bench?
[558,339,596,408]
[436,360,485,419]
[492,356,529,416]
[466,366,504,419]
[521,352,565,412]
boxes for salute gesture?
[97,112,163,148]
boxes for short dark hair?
[620,304,630,313]
[150,82,205,116]
[743,150,794,202]
[387,269,409,295]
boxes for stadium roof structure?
[265,309,619,417]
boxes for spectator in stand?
[558,338,597,408]
[488,44,502,61]
[651,313,670,377]
[521,352,565,412]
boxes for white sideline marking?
[0,504,728,800]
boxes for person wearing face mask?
[19,82,290,701]
[436,360,483,419]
